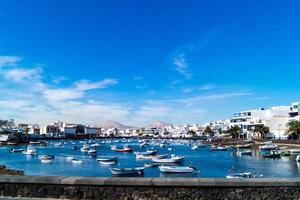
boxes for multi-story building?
[288,102,300,121]
[230,106,290,139]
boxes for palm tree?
[203,126,214,137]
[227,126,241,139]
[253,124,270,140]
[286,121,300,140]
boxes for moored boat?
[72,158,83,164]
[226,172,253,179]
[111,145,132,152]
[236,143,252,149]
[97,156,118,162]
[29,141,41,145]
[99,160,117,165]
[134,150,157,156]
[87,149,97,156]
[159,166,198,173]
[259,144,277,151]
[237,150,252,156]
[262,150,281,158]
[22,147,37,155]
[211,145,227,151]
[152,155,184,163]
[110,167,144,175]
[9,148,24,153]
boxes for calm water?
[0,138,300,178]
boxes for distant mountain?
[144,121,173,128]
[98,120,134,129]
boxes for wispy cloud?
[173,53,191,79]
[74,79,118,91]
[181,84,215,93]
[0,56,22,67]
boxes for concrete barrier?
[0,176,299,199]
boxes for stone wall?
[0,176,300,199]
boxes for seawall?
[0,176,299,199]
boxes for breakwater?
[0,176,299,199]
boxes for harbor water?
[0,139,300,178]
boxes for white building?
[230,106,290,139]
[289,102,300,121]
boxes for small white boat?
[23,148,37,155]
[211,146,227,151]
[259,144,277,151]
[29,141,41,145]
[87,149,97,156]
[191,146,198,150]
[111,145,132,152]
[54,142,63,147]
[40,155,54,163]
[110,167,144,175]
[66,156,74,161]
[289,149,300,154]
[152,155,184,163]
[97,156,118,162]
[159,166,198,173]
[10,149,24,153]
[91,143,100,148]
[80,144,90,153]
[226,172,253,179]
[99,160,116,165]
[236,143,252,149]
[134,150,157,157]
[72,158,83,164]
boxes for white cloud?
[4,67,42,82]
[173,53,191,79]
[43,88,83,102]
[74,79,118,91]
[0,56,21,67]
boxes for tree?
[203,126,214,137]
[253,124,270,140]
[187,130,196,137]
[227,126,241,139]
[286,120,300,140]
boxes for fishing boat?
[211,145,227,151]
[111,145,132,153]
[97,156,118,162]
[110,167,144,175]
[159,166,198,173]
[237,150,252,156]
[289,149,300,154]
[191,145,198,150]
[99,160,117,165]
[87,149,97,156]
[262,150,281,158]
[29,141,41,145]
[80,144,90,153]
[9,148,24,153]
[226,172,253,179]
[72,158,83,164]
[54,142,63,147]
[236,143,252,149]
[259,144,277,151]
[23,147,37,155]
[134,150,157,157]
[152,154,184,163]
[91,143,100,148]
[66,156,74,161]
[7,142,17,145]
[40,155,55,163]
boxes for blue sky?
[0,0,300,126]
